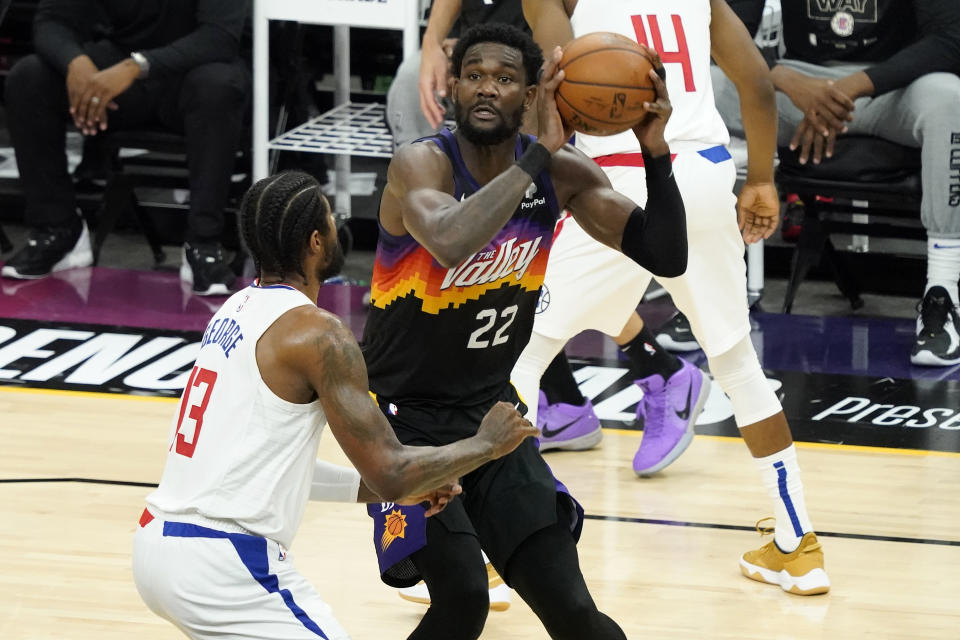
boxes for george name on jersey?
[200,317,244,358]
[440,236,542,290]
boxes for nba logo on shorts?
[388,403,398,415]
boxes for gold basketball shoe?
[739,518,831,595]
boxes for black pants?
[408,514,627,640]
[5,41,249,242]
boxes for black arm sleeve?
[620,153,688,278]
[865,0,960,95]
[33,0,96,75]
[142,0,248,75]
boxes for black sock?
[619,325,682,380]
[540,350,586,406]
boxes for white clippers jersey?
[570,0,729,157]
[146,284,323,548]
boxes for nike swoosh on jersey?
[674,385,693,420]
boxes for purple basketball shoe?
[632,360,710,475]
[536,391,602,452]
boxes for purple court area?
[0,264,957,384]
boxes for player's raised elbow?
[646,239,688,278]
[433,246,467,270]
[653,254,688,279]
[430,239,475,270]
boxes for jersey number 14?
[631,14,696,93]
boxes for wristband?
[515,142,551,179]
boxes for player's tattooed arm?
[302,314,538,501]
[381,142,537,268]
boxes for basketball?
[556,32,655,136]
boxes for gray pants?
[386,50,443,148]
[712,59,960,239]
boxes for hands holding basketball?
[535,46,576,153]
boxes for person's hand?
[72,59,139,135]
[787,71,873,165]
[476,401,540,459]
[780,69,854,143]
[536,46,575,153]
[737,181,780,244]
[66,55,104,134]
[631,45,671,157]
[397,481,462,517]
[790,114,839,165]
[419,38,453,129]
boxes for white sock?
[926,238,960,305]
[755,444,813,552]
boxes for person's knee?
[6,55,60,113]
[912,73,960,123]
[707,335,781,427]
[428,578,489,638]
[181,62,250,114]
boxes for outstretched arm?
[282,307,537,501]
[310,459,461,517]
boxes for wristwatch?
[130,51,150,79]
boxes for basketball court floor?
[1,264,958,639]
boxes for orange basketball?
[556,32,655,136]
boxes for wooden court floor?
[2,385,959,639]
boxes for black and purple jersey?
[361,130,560,409]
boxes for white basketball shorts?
[534,146,749,358]
[133,508,350,640]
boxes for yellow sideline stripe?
[0,385,177,404]
[604,428,960,458]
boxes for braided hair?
[239,171,333,280]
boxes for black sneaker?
[181,241,235,296]
[1,222,93,280]
[655,311,700,352]
[911,286,960,366]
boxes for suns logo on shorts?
[380,509,407,551]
